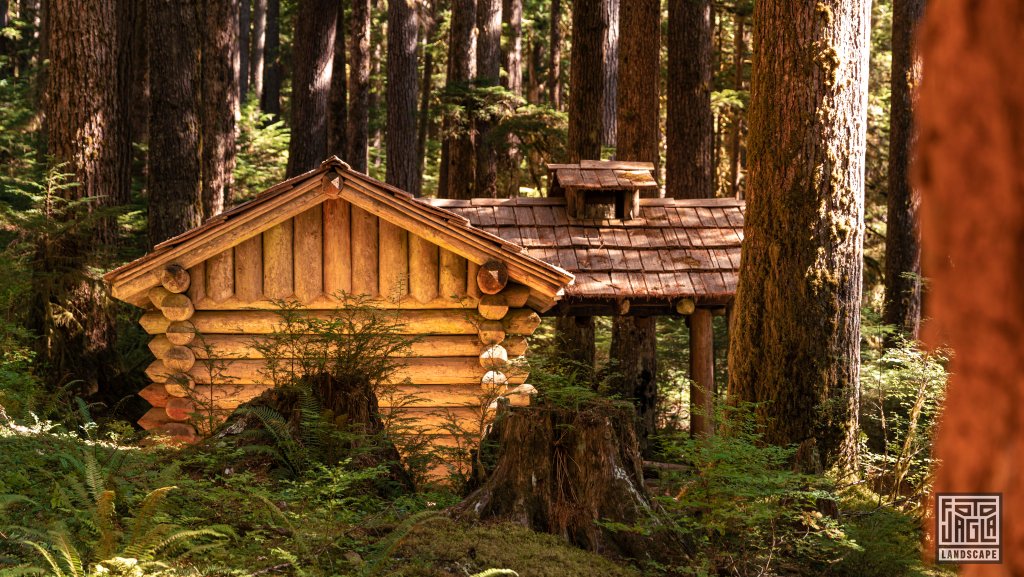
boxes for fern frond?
[358,511,444,577]
[94,489,118,560]
[128,486,177,548]
[0,494,39,510]
[82,451,105,502]
[471,570,519,577]
[19,542,65,577]
[51,532,84,577]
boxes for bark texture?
[286,0,337,177]
[249,0,266,100]
[385,0,420,192]
[882,0,925,342]
[547,0,562,109]
[147,0,203,245]
[667,0,714,199]
[260,0,281,117]
[441,0,476,198]
[919,2,1024,573]
[39,0,131,392]
[501,0,522,96]
[474,0,501,198]
[566,0,607,163]
[610,0,660,452]
[238,0,249,99]
[599,0,617,148]
[455,403,670,558]
[727,0,870,474]
[346,0,370,172]
[201,0,240,217]
[328,5,348,159]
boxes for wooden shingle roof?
[431,196,744,308]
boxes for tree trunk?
[238,0,249,100]
[416,1,438,188]
[249,0,265,101]
[609,0,659,452]
[501,0,521,96]
[547,0,562,109]
[455,402,673,559]
[556,0,607,370]
[599,0,617,148]
[441,0,476,199]
[689,309,714,437]
[201,0,240,217]
[526,34,541,104]
[346,0,370,172]
[919,3,1024,572]
[385,0,419,192]
[882,0,925,343]
[286,0,337,177]
[260,0,281,118]
[566,0,606,163]
[473,0,501,198]
[38,0,131,392]
[728,13,745,198]
[147,0,203,246]
[726,0,870,475]
[328,3,348,159]
[666,0,713,199]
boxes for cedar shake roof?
[431,196,744,307]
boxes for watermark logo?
[936,493,1001,564]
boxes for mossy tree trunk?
[727,0,870,475]
[882,0,925,343]
[609,0,660,452]
[455,403,674,559]
[38,0,133,393]
[918,1,1024,573]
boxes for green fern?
[358,511,445,577]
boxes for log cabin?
[105,157,743,453]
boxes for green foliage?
[860,331,948,505]
[233,99,290,201]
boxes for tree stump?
[453,401,683,560]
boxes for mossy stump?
[453,401,682,560]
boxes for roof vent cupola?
[547,160,659,220]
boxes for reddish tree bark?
[386,0,420,192]
[667,0,714,199]
[346,0,370,172]
[919,1,1024,573]
[201,0,240,216]
[441,0,476,198]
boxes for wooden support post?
[689,308,715,437]
[378,219,409,299]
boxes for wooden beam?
[676,298,696,315]
[234,235,263,302]
[378,219,409,299]
[689,308,714,437]
[408,234,439,303]
[263,219,294,299]
[323,198,352,295]
[160,264,191,293]
[478,294,509,320]
[350,206,379,296]
[477,260,509,295]
[149,333,528,359]
[160,294,195,322]
[145,357,529,386]
[438,248,467,299]
[293,204,325,303]
[165,321,197,346]
[205,249,235,303]
[479,344,508,369]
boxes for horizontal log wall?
[138,210,544,465]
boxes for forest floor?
[0,417,953,577]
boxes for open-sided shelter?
[105,157,744,444]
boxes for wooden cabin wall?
[137,200,540,455]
